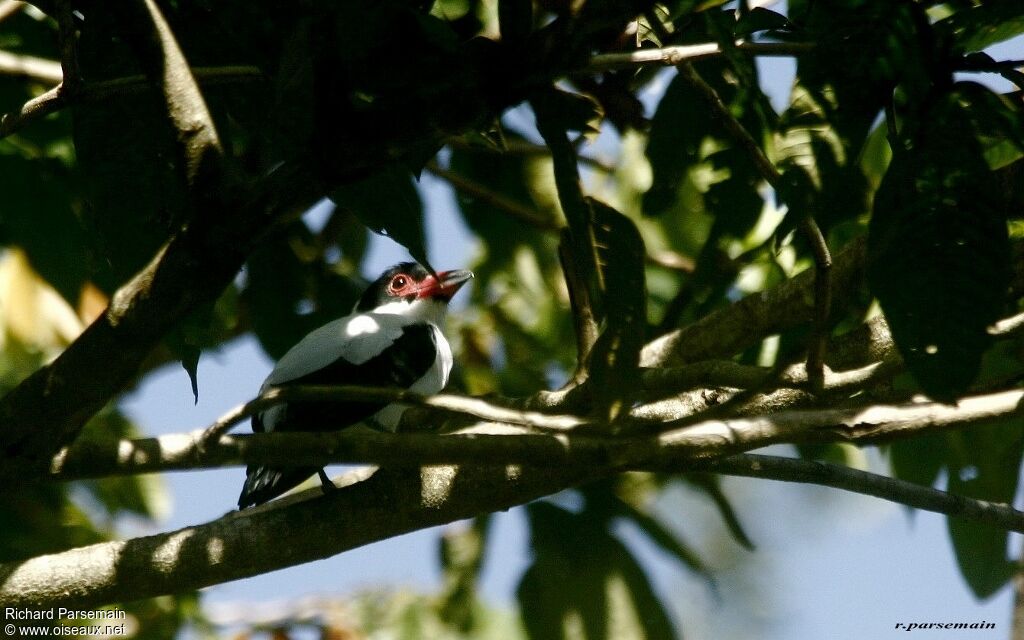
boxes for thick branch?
[640,357,900,397]
[0,149,320,488]
[0,65,261,140]
[0,465,596,609]
[122,0,222,184]
[641,238,863,367]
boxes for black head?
[354,262,473,312]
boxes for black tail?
[237,465,319,508]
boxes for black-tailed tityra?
[237,262,473,508]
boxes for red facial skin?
[387,270,469,302]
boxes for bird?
[237,262,473,509]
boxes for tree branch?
[586,41,815,72]
[0,65,261,140]
[15,388,1023,608]
[641,238,863,368]
[640,357,900,398]
[0,0,26,23]
[685,454,1024,533]
[0,465,597,609]
[48,388,1024,480]
[0,49,62,82]
[198,384,586,445]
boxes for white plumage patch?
[258,297,452,432]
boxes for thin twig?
[676,61,833,391]
[425,160,563,231]
[586,41,815,72]
[559,230,599,382]
[446,138,615,173]
[685,454,1024,533]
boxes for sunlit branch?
[586,41,815,72]
[0,49,62,82]
[49,388,1024,480]
[198,384,587,445]
[640,357,901,397]
[0,0,26,23]
[642,240,866,368]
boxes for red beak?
[416,269,474,301]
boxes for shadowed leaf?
[331,167,428,267]
[868,86,1011,401]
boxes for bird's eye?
[391,275,408,290]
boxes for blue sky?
[115,19,1024,640]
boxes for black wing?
[239,323,437,508]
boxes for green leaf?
[179,345,201,404]
[517,503,677,640]
[644,56,764,222]
[532,89,604,140]
[733,7,791,37]
[643,72,707,216]
[945,417,1024,598]
[889,432,948,490]
[244,223,362,359]
[868,87,1011,401]
[0,154,88,305]
[688,474,755,550]
[438,515,491,633]
[608,491,710,576]
[72,8,191,293]
[586,199,647,422]
[447,130,561,280]
[784,0,922,146]
[936,2,1024,53]
[330,166,429,267]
